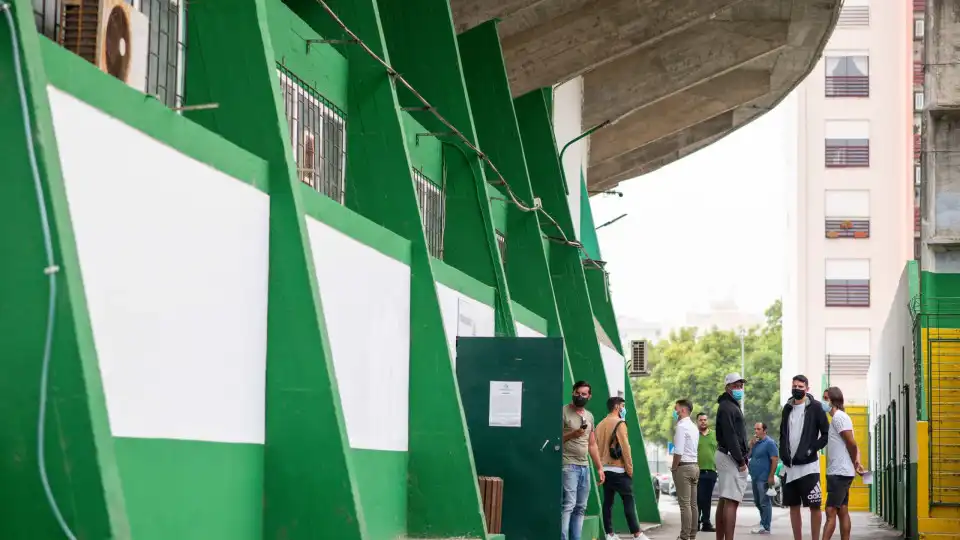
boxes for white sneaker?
[606,535,618,540]
[750,527,770,534]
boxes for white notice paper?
[489,381,523,427]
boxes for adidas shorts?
[783,473,822,509]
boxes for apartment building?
[783,0,914,404]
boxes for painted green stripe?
[512,301,548,335]
[300,183,412,265]
[114,438,263,540]
[431,257,496,307]
[0,1,131,537]
[37,38,270,194]
[352,449,407,540]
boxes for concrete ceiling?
[450,0,841,192]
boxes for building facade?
[784,0,913,405]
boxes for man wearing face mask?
[596,396,649,540]
[779,375,830,540]
[562,381,605,540]
[714,373,749,540]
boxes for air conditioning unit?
[60,0,148,92]
[628,339,649,377]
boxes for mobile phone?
[580,421,588,430]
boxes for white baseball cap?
[724,373,746,386]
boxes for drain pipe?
[558,119,612,194]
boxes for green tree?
[632,299,784,446]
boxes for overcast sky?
[589,92,797,325]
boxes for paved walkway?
[619,497,901,540]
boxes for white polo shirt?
[673,416,700,464]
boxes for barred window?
[825,54,869,97]
[496,230,506,267]
[278,65,347,203]
[413,168,445,259]
[34,0,186,109]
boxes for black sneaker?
[701,525,716,532]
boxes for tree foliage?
[632,300,783,446]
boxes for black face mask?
[791,389,806,401]
[572,395,589,407]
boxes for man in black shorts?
[779,375,829,540]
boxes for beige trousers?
[673,463,701,540]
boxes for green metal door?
[891,399,899,530]
[456,337,565,540]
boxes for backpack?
[609,420,626,460]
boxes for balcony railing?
[914,0,925,13]
[825,143,870,168]
[837,5,869,27]
[825,75,869,97]
[915,133,922,161]
[915,62,925,86]
[916,206,922,234]
[825,279,871,307]
[825,354,872,378]
[825,219,870,239]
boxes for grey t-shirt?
[562,405,595,466]
[827,410,856,477]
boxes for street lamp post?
[739,329,746,419]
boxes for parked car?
[651,474,661,504]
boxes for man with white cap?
[714,373,748,540]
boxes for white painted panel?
[825,259,870,280]
[50,87,270,444]
[307,218,410,452]
[516,323,545,338]
[600,345,626,398]
[825,190,870,217]
[436,283,496,367]
[553,77,584,236]
[825,328,871,355]
[825,119,869,139]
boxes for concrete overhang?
[450,0,841,192]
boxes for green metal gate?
[927,336,960,506]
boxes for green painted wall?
[184,1,367,538]
[0,2,131,538]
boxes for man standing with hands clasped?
[714,373,749,540]
[671,399,700,540]
[779,375,829,540]
[747,423,779,534]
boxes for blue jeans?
[561,464,590,540]
[752,479,772,531]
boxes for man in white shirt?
[821,387,863,540]
[671,399,700,540]
[778,375,829,540]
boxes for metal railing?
[916,207,921,234]
[915,134,922,161]
[915,62,925,87]
[413,168,445,259]
[278,65,347,204]
[914,0,925,13]
[825,143,870,168]
[825,279,870,307]
[825,76,869,97]
[837,5,869,27]
[825,219,870,239]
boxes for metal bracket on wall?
[415,132,454,146]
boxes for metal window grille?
[914,0,925,12]
[837,4,869,27]
[140,0,186,108]
[825,219,870,239]
[278,65,347,204]
[413,168,445,259]
[916,134,922,162]
[825,56,869,97]
[33,0,186,109]
[825,354,871,379]
[825,279,870,307]
[33,0,62,40]
[916,206,922,234]
[496,230,506,267]
[825,139,870,167]
[915,61,925,86]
